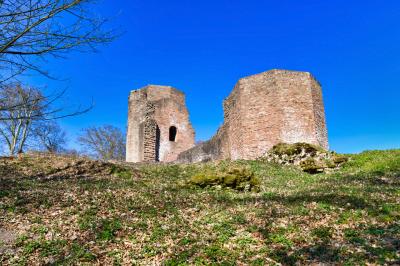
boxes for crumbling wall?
[178,69,329,163]
[221,83,243,159]
[142,118,160,162]
[176,128,227,163]
[126,89,147,162]
[126,85,195,163]
[310,77,329,150]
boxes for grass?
[0,150,399,265]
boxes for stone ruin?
[126,85,195,162]
[126,69,328,163]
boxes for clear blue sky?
[28,0,400,153]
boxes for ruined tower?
[178,69,329,162]
[126,85,195,162]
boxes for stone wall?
[310,77,329,149]
[178,69,328,163]
[126,85,195,162]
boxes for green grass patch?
[1,149,399,265]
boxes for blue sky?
[28,0,400,153]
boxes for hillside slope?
[0,150,399,265]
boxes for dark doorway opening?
[155,125,160,161]
[169,126,177,142]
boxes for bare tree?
[0,83,83,155]
[78,125,125,160]
[0,0,116,85]
[0,84,44,154]
[33,120,66,153]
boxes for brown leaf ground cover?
[0,150,399,265]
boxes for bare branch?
[0,83,91,154]
[78,125,126,161]
[0,0,118,84]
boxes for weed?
[110,165,133,179]
[96,218,122,241]
[312,226,333,240]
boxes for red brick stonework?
[126,85,195,162]
[177,69,328,162]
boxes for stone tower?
[126,85,195,162]
[178,69,329,162]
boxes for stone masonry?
[177,69,328,162]
[126,85,195,162]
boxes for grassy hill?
[0,150,399,265]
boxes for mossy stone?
[300,158,324,173]
[222,174,237,186]
[271,143,325,156]
[332,154,349,164]
[190,173,220,187]
[189,166,260,191]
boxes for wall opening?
[155,126,160,161]
[169,126,177,142]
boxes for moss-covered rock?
[271,142,324,156]
[263,142,349,174]
[189,166,260,191]
[190,172,220,187]
[300,158,325,174]
[332,154,349,164]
